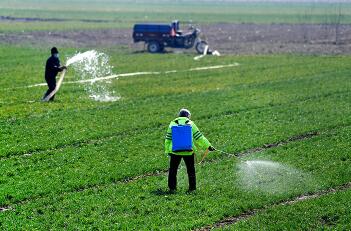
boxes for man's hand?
[208,146,216,151]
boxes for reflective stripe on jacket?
[165,117,211,156]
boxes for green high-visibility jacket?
[165,117,211,156]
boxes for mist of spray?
[237,160,317,195]
[66,50,119,102]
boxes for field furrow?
[1,86,347,160]
[1,62,350,158]
[0,128,318,208]
[198,182,351,230]
[0,72,350,207]
[0,124,350,229]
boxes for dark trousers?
[43,77,56,101]
[168,154,196,191]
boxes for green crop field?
[1,0,351,230]
[0,44,351,229]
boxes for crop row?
[1,56,350,157]
[0,89,345,159]
[221,188,351,230]
[0,52,346,111]
[0,75,349,159]
[0,123,350,230]
[0,53,326,95]
[0,48,347,94]
[1,59,349,127]
[0,91,350,207]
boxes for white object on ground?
[194,45,220,60]
[203,45,209,55]
[65,72,160,84]
[42,69,67,102]
[13,63,240,90]
[189,63,238,71]
[194,45,209,61]
[212,50,221,56]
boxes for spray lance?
[199,147,238,164]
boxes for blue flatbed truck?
[132,21,207,53]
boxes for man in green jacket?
[165,108,215,192]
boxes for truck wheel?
[195,41,208,54]
[147,41,160,53]
[184,36,195,49]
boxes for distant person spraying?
[42,47,67,101]
[165,108,215,193]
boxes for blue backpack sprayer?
[172,124,193,152]
[171,123,237,163]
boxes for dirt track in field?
[1,22,351,55]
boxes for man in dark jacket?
[43,47,66,101]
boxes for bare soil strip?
[1,23,351,54]
[195,182,351,231]
[6,63,239,90]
